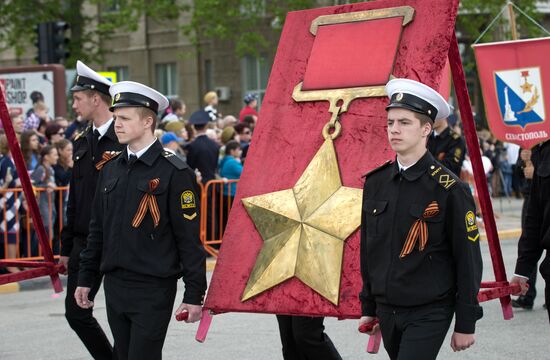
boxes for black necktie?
[128,154,138,168]
[92,129,100,160]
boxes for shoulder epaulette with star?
[428,163,457,191]
[451,130,461,140]
[362,160,393,179]
[74,125,91,141]
[162,150,188,170]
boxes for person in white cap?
[74,81,206,360]
[60,60,123,360]
[359,78,483,359]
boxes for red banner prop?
[474,37,550,149]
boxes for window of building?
[241,55,271,108]
[107,66,129,82]
[155,63,178,97]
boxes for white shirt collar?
[397,158,419,172]
[127,139,157,159]
[93,118,113,139]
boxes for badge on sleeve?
[181,190,196,209]
[465,211,479,242]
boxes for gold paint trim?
[310,6,415,35]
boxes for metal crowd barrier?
[199,179,239,257]
[0,180,240,262]
[0,186,68,261]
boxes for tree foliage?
[0,0,548,65]
[181,0,316,56]
[457,0,545,43]
[0,0,183,66]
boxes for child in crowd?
[31,145,59,243]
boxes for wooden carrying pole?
[0,85,63,292]
[448,32,513,320]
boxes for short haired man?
[359,79,483,359]
[60,60,123,360]
[75,81,207,359]
[186,110,219,184]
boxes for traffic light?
[34,23,50,64]
[34,21,70,64]
[51,21,70,64]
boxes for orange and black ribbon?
[95,151,120,170]
[132,178,161,228]
[399,201,439,258]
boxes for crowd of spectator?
[0,86,532,269]
[0,90,258,268]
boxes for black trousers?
[377,304,454,360]
[65,237,113,360]
[276,315,342,360]
[540,256,550,322]
[104,272,177,360]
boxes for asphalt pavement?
[1,197,548,359]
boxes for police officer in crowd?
[185,110,220,240]
[359,79,483,359]
[512,139,550,319]
[59,61,123,359]
[75,81,207,359]
[427,109,466,176]
[185,110,219,185]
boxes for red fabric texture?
[473,38,550,149]
[302,17,403,90]
[205,0,460,318]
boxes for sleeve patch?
[181,190,196,209]
[465,211,478,233]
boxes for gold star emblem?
[520,81,533,93]
[241,138,362,305]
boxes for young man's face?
[114,107,151,145]
[72,91,95,120]
[239,127,251,143]
[386,108,431,155]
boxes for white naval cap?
[109,81,169,114]
[71,60,112,96]
[385,78,450,121]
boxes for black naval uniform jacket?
[515,140,550,278]
[360,151,483,334]
[185,134,220,184]
[60,122,124,256]
[78,140,207,305]
[427,127,466,176]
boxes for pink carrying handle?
[367,332,382,354]
[195,309,213,343]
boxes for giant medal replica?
[240,6,414,305]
